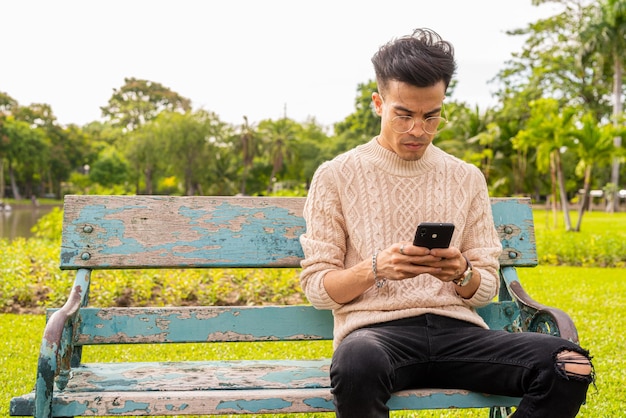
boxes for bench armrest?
[500,266,579,344]
[35,269,91,417]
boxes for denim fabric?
[330,314,592,418]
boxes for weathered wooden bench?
[10,195,579,418]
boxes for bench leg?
[489,406,513,418]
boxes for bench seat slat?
[12,387,521,416]
[64,360,331,392]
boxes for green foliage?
[31,207,63,241]
[534,209,626,267]
[101,77,192,131]
[89,146,131,187]
[0,237,72,312]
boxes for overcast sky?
[3,0,561,128]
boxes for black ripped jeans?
[330,314,593,418]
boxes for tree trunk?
[555,151,571,231]
[0,158,5,202]
[144,167,153,195]
[607,56,623,213]
[574,164,593,232]
[550,152,558,228]
[8,161,22,200]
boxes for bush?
[534,210,626,267]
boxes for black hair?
[371,28,456,93]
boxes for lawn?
[2,265,624,417]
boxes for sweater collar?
[357,137,441,177]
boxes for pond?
[0,204,57,241]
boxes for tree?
[0,91,18,115]
[89,146,131,188]
[125,121,168,194]
[493,0,623,208]
[333,81,381,155]
[101,78,192,131]
[512,99,577,229]
[258,118,300,194]
[161,110,232,196]
[569,112,616,230]
[581,0,626,212]
[0,116,50,199]
[237,116,259,195]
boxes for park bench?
[10,195,579,418]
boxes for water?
[0,205,56,241]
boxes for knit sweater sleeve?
[458,164,502,307]
[299,161,346,310]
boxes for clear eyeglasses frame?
[389,105,448,135]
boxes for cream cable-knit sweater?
[300,138,503,347]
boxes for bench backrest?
[60,195,536,270]
[59,195,536,346]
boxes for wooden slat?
[61,195,537,270]
[60,195,306,269]
[62,360,332,392]
[12,386,520,416]
[74,306,334,345]
[70,302,519,345]
[69,303,518,345]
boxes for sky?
[2,0,561,129]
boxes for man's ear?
[372,92,383,116]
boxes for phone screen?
[413,222,455,249]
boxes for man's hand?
[381,242,465,283]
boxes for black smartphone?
[413,222,455,249]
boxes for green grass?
[3,265,624,417]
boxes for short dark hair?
[372,28,456,94]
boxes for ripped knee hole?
[555,350,593,379]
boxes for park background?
[2,0,626,416]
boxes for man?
[299,28,593,418]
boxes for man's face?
[372,80,446,161]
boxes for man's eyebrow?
[392,104,442,116]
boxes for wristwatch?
[453,256,473,287]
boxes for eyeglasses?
[390,112,448,135]
[380,95,448,135]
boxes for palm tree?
[512,99,576,230]
[581,0,626,212]
[238,116,259,195]
[258,118,298,194]
[569,113,615,230]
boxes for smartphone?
[413,222,455,249]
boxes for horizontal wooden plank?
[66,303,517,345]
[63,360,332,392]
[61,195,306,269]
[73,306,334,344]
[60,195,536,269]
[11,386,520,416]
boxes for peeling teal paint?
[303,397,334,409]
[61,198,306,269]
[109,400,150,414]
[216,398,292,412]
[165,403,189,411]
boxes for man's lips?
[402,141,426,149]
